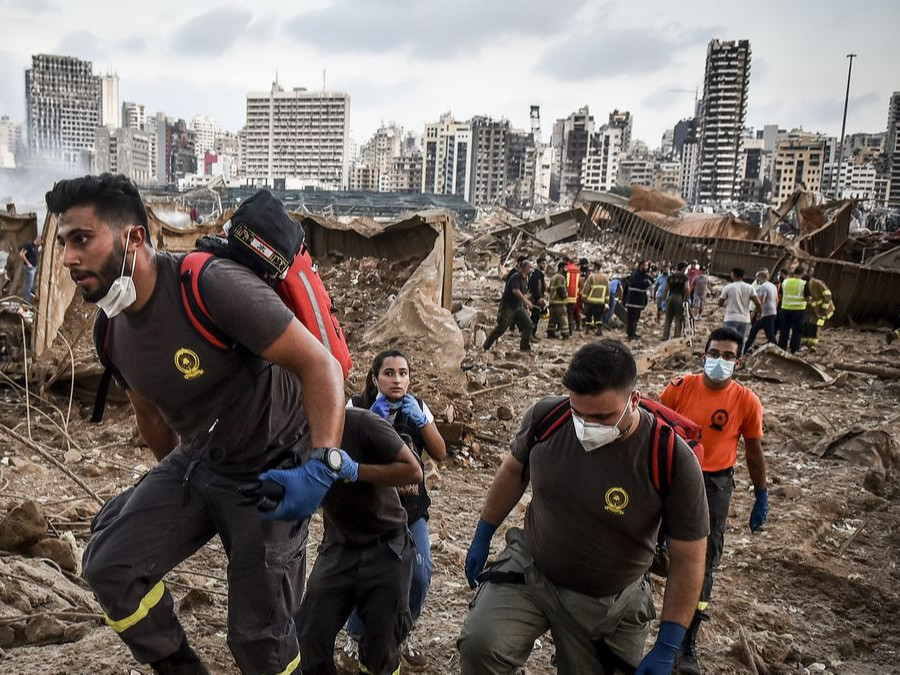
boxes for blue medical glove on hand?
[257,461,339,521]
[464,519,498,589]
[400,394,428,428]
[370,393,391,419]
[636,621,685,674]
[334,448,359,483]
[750,488,769,532]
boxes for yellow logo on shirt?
[174,348,204,380]
[604,487,629,516]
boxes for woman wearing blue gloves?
[342,349,447,671]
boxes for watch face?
[326,448,342,471]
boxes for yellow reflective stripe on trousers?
[696,600,709,611]
[103,581,166,633]
[273,651,301,675]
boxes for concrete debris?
[29,537,78,573]
[813,428,897,495]
[0,500,48,552]
[743,344,835,384]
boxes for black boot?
[675,610,708,674]
[150,637,210,675]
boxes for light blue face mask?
[704,356,735,382]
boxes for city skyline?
[0,0,898,148]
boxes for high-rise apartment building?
[468,116,510,206]
[680,137,700,202]
[25,54,101,168]
[506,128,536,210]
[121,101,145,130]
[380,155,423,193]
[101,73,120,128]
[421,113,472,200]
[0,116,24,168]
[608,110,632,155]
[552,106,595,205]
[352,124,403,191]
[696,39,751,202]
[244,83,350,189]
[772,132,826,202]
[582,124,623,193]
[673,118,696,158]
[886,91,900,207]
[94,127,151,185]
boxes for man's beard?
[82,240,127,303]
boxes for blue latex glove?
[750,488,769,532]
[464,519,498,589]
[400,394,428,428]
[334,448,359,483]
[370,393,391,419]
[636,621,685,674]
[258,461,338,521]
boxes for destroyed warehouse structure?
[15,206,460,400]
[477,186,900,326]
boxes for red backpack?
[524,395,704,496]
[178,245,352,377]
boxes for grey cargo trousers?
[83,446,307,674]
[458,528,655,674]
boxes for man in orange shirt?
[660,326,769,675]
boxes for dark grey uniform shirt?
[103,252,307,475]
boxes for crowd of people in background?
[483,252,837,358]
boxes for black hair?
[562,339,637,395]
[45,173,150,237]
[794,266,806,275]
[557,261,567,272]
[537,256,546,264]
[676,261,688,271]
[704,326,744,356]
[359,349,410,408]
[592,260,602,270]
[732,267,745,279]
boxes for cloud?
[284,0,589,59]
[116,37,148,55]
[0,0,57,12]
[536,24,718,81]
[749,92,882,133]
[0,51,28,121]
[170,6,254,56]
[55,31,107,62]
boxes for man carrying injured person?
[50,174,346,674]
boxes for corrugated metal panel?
[798,203,852,258]
[810,259,900,324]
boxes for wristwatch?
[311,447,344,472]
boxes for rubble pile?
[0,201,898,673]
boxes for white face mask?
[572,399,632,452]
[704,356,735,382]
[96,230,137,318]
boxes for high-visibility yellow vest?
[781,277,807,310]
[549,274,568,305]
[584,274,609,304]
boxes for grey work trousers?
[297,529,413,674]
[83,447,307,673]
[457,528,654,674]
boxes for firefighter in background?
[801,276,835,352]
[565,257,581,334]
[547,262,570,340]
[580,261,609,335]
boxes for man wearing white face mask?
[459,339,709,674]
[48,174,345,675]
[660,326,768,675]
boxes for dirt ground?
[1,233,898,674]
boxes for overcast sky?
[1,0,898,149]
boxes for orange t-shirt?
[660,373,763,472]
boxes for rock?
[177,588,213,612]
[837,638,855,658]
[497,406,514,421]
[863,468,886,495]
[454,306,479,329]
[475,329,487,347]
[29,537,78,572]
[24,615,67,645]
[800,415,830,434]
[807,663,826,673]
[0,625,15,648]
[63,449,83,464]
[0,501,48,552]
[10,457,48,476]
[63,620,94,642]
[82,464,104,478]
[771,485,802,499]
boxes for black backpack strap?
[520,396,571,482]
[649,414,677,497]
[90,312,114,424]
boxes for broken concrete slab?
[744,344,835,384]
[29,537,78,573]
